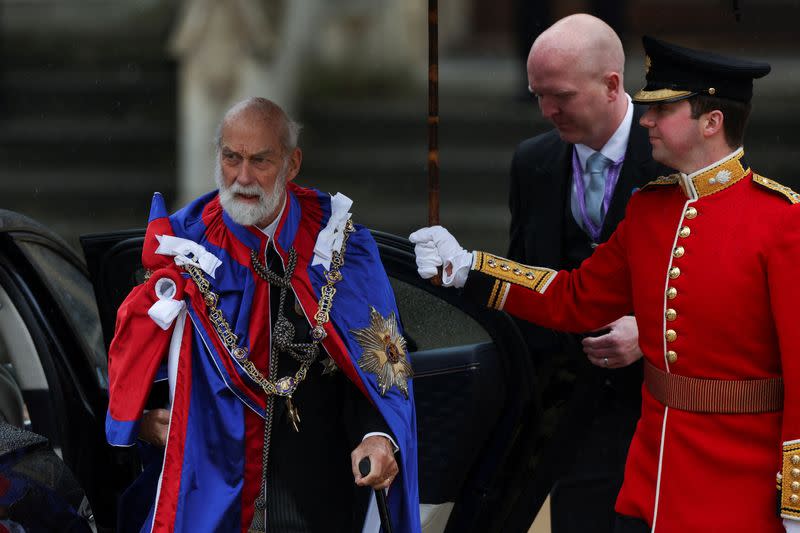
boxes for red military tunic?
[464,149,800,532]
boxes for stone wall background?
[2,0,798,254]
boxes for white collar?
[575,93,633,171]
[257,196,287,242]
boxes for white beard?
[215,162,286,227]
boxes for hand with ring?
[583,316,644,369]
[351,435,398,490]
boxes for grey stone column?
[169,0,322,204]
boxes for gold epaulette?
[780,440,800,519]
[472,252,556,294]
[753,174,800,204]
[639,173,681,192]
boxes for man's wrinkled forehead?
[220,145,282,161]
[219,114,285,154]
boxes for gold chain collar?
[183,219,355,398]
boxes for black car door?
[81,227,555,533]
[0,209,130,531]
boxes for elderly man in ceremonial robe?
[106,98,420,533]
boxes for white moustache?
[226,182,265,199]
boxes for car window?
[389,277,490,352]
[15,242,108,390]
[0,324,32,430]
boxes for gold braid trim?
[632,88,695,103]
[640,173,680,192]
[781,441,800,519]
[753,174,800,204]
[688,151,748,198]
[473,251,556,294]
[487,280,509,310]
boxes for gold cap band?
[632,87,696,103]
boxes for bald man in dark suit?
[508,14,670,533]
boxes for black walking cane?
[359,457,394,533]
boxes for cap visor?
[632,88,696,104]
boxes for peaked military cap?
[632,36,771,104]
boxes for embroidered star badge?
[351,307,413,398]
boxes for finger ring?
[603,357,609,367]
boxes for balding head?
[526,14,628,150]
[216,97,301,154]
[529,14,624,81]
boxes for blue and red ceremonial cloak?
[105,183,420,533]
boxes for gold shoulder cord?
[640,173,680,192]
[183,219,354,400]
[753,174,800,204]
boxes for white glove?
[412,240,442,279]
[785,519,800,533]
[409,226,473,288]
[442,249,474,289]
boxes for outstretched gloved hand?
[409,226,473,288]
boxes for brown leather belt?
[644,360,783,414]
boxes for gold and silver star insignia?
[351,307,413,398]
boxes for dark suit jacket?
[506,105,671,533]
[508,105,666,263]
[507,105,669,368]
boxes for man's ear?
[285,147,303,183]
[702,110,724,139]
[605,72,622,100]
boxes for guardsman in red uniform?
[411,37,800,533]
